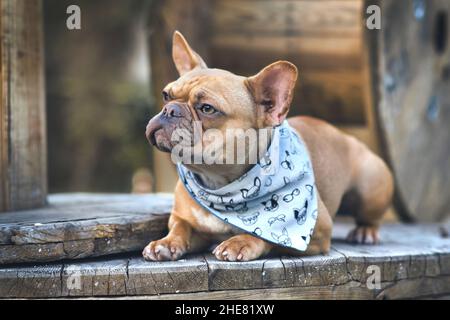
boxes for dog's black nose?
[162,103,183,118]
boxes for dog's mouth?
[152,129,173,153]
[146,104,196,154]
[146,121,172,153]
[147,128,158,146]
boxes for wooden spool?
[0,0,47,212]
[370,0,450,222]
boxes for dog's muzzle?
[145,103,193,149]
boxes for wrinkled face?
[146,31,298,169]
[146,69,256,158]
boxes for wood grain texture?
[213,0,363,37]
[0,0,47,212]
[126,255,208,296]
[367,0,450,222]
[0,222,449,299]
[0,194,173,264]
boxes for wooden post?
[0,0,47,211]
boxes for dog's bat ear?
[246,61,298,127]
[172,31,207,76]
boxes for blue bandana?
[177,121,318,252]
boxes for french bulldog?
[143,31,393,262]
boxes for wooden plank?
[0,263,62,298]
[91,275,450,300]
[282,250,349,288]
[1,221,449,299]
[0,194,172,264]
[112,283,378,300]
[205,249,348,291]
[62,258,129,297]
[0,254,210,298]
[0,193,172,226]
[205,254,273,290]
[211,35,363,72]
[125,255,208,296]
[0,0,47,212]
[376,276,450,299]
[213,0,363,37]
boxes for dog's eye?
[162,91,170,102]
[199,104,217,115]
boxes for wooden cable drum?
[370,0,450,222]
[149,0,450,222]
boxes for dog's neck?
[185,129,273,190]
[189,164,253,190]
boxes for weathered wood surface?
[0,222,449,299]
[0,0,47,211]
[0,193,173,264]
[369,0,450,222]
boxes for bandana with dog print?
[177,120,318,252]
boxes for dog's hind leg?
[346,149,394,244]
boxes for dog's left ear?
[246,61,298,127]
[172,31,207,76]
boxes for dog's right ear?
[172,31,207,76]
[246,61,298,127]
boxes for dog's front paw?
[346,226,379,245]
[142,236,188,261]
[212,234,269,262]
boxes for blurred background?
[40,0,449,222]
[44,0,154,194]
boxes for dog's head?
[146,31,298,168]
